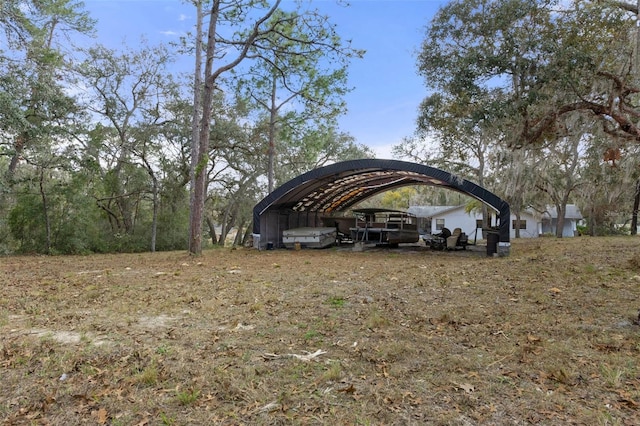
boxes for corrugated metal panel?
[253,159,511,249]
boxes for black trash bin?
[486,230,499,256]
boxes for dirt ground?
[2,237,640,425]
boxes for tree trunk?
[187,0,281,253]
[233,220,246,246]
[6,135,26,180]
[218,205,234,246]
[631,178,640,235]
[267,75,277,193]
[205,216,218,245]
[242,223,253,246]
[481,204,489,238]
[189,0,204,254]
[636,0,640,75]
[514,212,521,239]
[116,196,134,234]
[555,203,566,238]
[141,156,159,252]
[151,175,158,252]
[189,1,220,255]
[587,204,596,236]
[39,168,51,254]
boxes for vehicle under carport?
[252,159,510,256]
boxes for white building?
[540,205,583,237]
[407,205,582,239]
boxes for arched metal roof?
[253,159,510,249]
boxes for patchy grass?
[2,237,640,424]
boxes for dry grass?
[1,237,640,425]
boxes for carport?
[252,159,510,255]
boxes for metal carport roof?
[252,159,510,253]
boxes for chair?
[446,228,462,249]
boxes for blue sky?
[82,0,446,158]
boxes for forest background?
[2,0,640,256]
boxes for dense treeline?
[2,0,640,255]
[0,0,371,255]
[394,0,640,237]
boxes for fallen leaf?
[455,382,475,393]
[618,390,639,407]
[92,408,108,425]
[337,383,356,394]
[527,334,541,343]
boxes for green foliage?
[0,0,371,255]
[7,171,104,254]
[401,0,640,237]
[154,208,190,251]
[231,2,365,193]
[275,124,373,186]
[175,388,200,406]
[418,0,636,146]
[8,191,46,253]
[380,187,417,210]
[326,296,345,308]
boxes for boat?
[348,208,420,246]
[321,216,356,242]
[282,227,337,249]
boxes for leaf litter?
[1,237,640,424]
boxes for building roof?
[541,205,583,220]
[407,205,465,218]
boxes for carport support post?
[496,203,511,257]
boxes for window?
[512,219,527,230]
[435,218,445,231]
[476,217,494,228]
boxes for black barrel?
[486,230,499,256]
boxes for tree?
[76,43,179,249]
[533,115,588,237]
[1,0,94,180]
[491,147,539,238]
[153,98,194,250]
[394,89,500,231]
[187,0,362,254]
[0,0,95,254]
[235,7,363,192]
[380,187,418,210]
[413,0,640,238]
[262,118,370,188]
[606,0,640,234]
[410,0,551,229]
[577,130,640,235]
[414,0,640,145]
[187,0,204,254]
[205,94,266,246]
